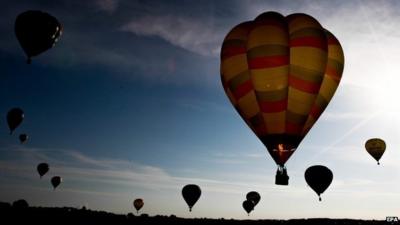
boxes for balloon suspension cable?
[189,207,192,212]
[137,210,138,214]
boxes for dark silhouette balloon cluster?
[36,163,62,190]
[5,9,64,198]
[242,191,260,216]
[6,108,29,144]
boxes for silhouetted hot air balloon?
[37,163,49,178]
[305,165,333,201]
[242,200,255,216]
[220,11,344,185]
[182,184,201,212]
[133,198,144,214]
[246,191,261,207]
[15,10,62,64]
[51,176,62,190]
[365,138,386,165]
[7,108,24,135]
[19,134,28,144]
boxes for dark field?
[0,201,391,225]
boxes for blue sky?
[1,0,400,220]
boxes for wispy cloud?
[208,151,266,165]
[120,15,223,56]
[320,112,372,121]
[0,145,276,195]
[94,0,119,14]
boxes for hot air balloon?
[304,165,333,201]
[37,163,49,178]
[19,134,28,144]
[7,108,24,135]
[242,200,255,216]
[246,191,261,207]
[220,11,344,185]
[182,184,201,212]
[133,198,144,214]
[365,138,386,165]
[15,10,62,64]
[51,176,62,190]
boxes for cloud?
[0,145,277,196]
[94,0,119,13]
[120,15,224,56]
[207,151,266,165]
[320,112,373,121]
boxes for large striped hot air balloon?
[220,12,344,185]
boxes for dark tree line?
[0,201,388,225]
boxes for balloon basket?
[275,167,289,185]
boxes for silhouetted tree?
[12,199,28,208]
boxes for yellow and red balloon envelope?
[220,12,344,167]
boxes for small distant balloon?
[7,108,24,134]
[19,134,28,143]
[365,138,386,165]
[51,176,62,190]
[133,198,144,214]
[304,165,333,201]
[246,191,261,207]
[37,163,49,178]
[15,10,62,64]
[242,200,254,216]
[182,184,201,212]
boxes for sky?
[1,0,400,220]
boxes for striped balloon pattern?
[220,12,344,167]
